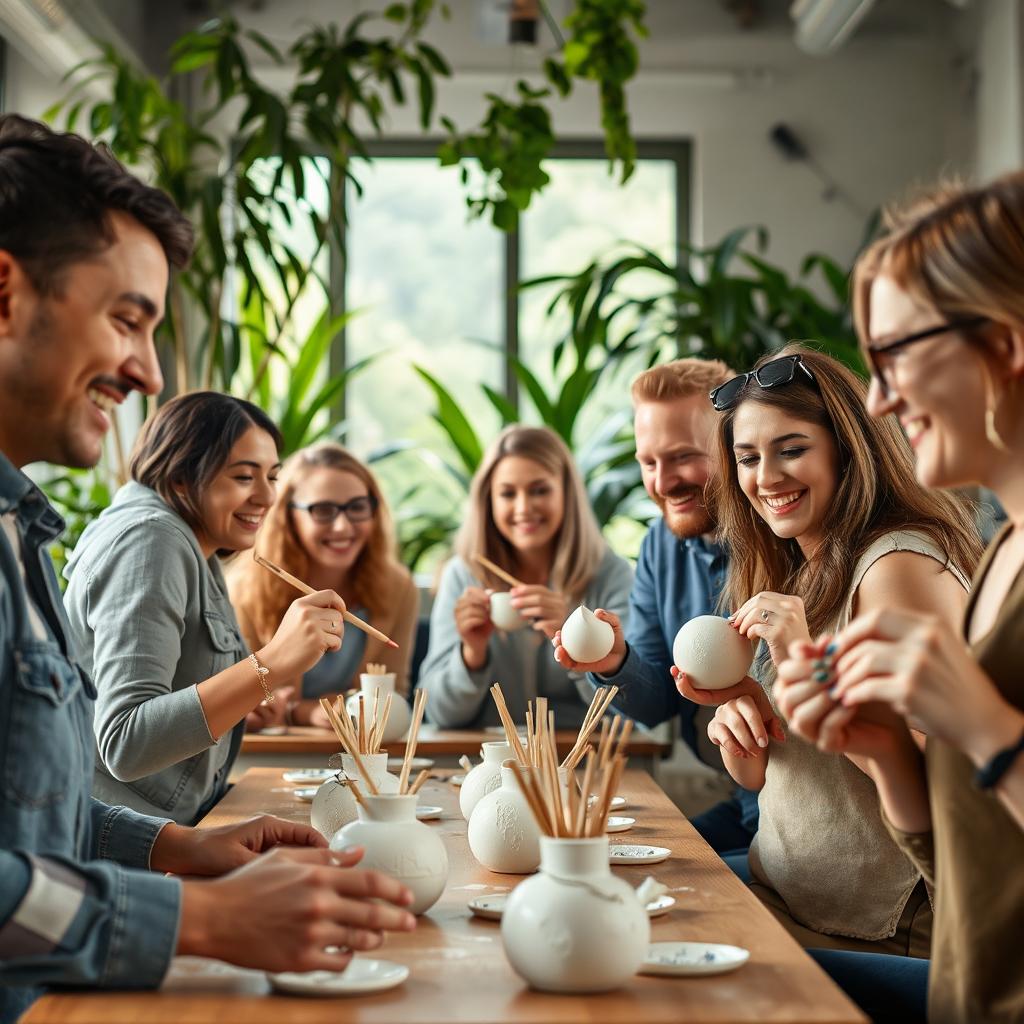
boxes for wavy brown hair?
[230,442,406,646]
[453,425,606,601]
[710,343,983,638]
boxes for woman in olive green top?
[777,175,1024,1023]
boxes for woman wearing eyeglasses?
[775,178,1024,1024]
[678,343,982,960]
[417,425,633,729]
[229,442,417,730]
[63,394,346,826]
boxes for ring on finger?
[761,608,770,622]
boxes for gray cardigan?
[63,482,247,825]
[418,549,634,730]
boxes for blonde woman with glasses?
[418,425,633,728]
[229,443,417,730]
[777,175,1024,1024]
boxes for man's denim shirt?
[589,519,729,758]
[0,453,180,1024]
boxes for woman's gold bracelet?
[249,651,274,704]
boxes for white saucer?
[449,773,466,787]
[269,958,409,995]
[415,805,443,821]
[639,942,749,977]
[646,894,676,917]
[283,768,334,785]
[468,894,507,921]
[292,787,319,803]
[259,726,288,735]
[589,794,629,811]
[468,891,673,921]
[608,844,670,865]
[387,756,434,772]
[605,816,636,833]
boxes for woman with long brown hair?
[229,442,417,728]
[675,342,981,958]
[777,175,1024,1023]
[418,425,633,728]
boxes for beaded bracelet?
[249,651,274,704]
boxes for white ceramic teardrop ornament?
[559,605,614,664]
[672,615,753,690]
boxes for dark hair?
[130,392,283,535]
[0,114,193,294]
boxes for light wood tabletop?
[240,725,671,758]
[24,767,865,1024]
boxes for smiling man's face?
[0,210,166,469]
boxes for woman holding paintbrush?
[229,442,417,730]
[64,393,346,825]
[418,425,633,729]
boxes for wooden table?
[237,726,671,774]
[25,767,864,1024]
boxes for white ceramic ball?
[672,615,753,690]
[559,605,614,664]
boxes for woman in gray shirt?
[64,392,346,824]
[418,425,633,730]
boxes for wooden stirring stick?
[473,553,526,590]
[254,553,399,649]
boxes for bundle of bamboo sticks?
[365,662,389,675]
[509,709,632,838]
[318,688,431,807]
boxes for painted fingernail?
[813,670,829,684]
[757,736,767,748]
[825,642,837,656]
[828,685,839,699]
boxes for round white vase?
[459,741,513,821]
[330,794,449,915]
[501,835,650,993]
[310,752,400,840]
[467,761,542,874]
[345,674,412,743]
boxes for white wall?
[971,0,1024,180]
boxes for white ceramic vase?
[310,752,400,841]
[467,761,542,873]
[459,741,513,821]
[489,592,527,632]
[330,794,449,915]
[501,835,650,993]
[345,674,412,743]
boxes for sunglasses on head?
[709,354,817,412]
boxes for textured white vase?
[310,752,400,840]
[330,794,449,915]
[459,741,513,821]
[345,674,412,743]
[501,836,650,992]
[467,762,542,874]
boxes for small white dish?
[259,725,288,736]
[387,756,434,772]
[605,816,636,833]
[449,773,466,787]
[608,844,671,865]
[468,893,507,921]
[639,942,749,977]
[589,794,628,811]
[646,894,676,918]
[282,768,334,785]
[268,958,410,995]
[415,805,443,821]
[292,787,319,803]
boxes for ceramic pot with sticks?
[468,761,544,873]
[310,752,399,840]
[346,667,412,744]
[459,741,514,820]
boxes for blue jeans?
[810,949,929,1023]
[690,786,759,854]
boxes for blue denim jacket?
[590,519,729,755]
[0,454,181,1024]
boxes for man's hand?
[552,608,626,676]
[151,814,327,877]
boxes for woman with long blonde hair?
[418,425,633,728]
[674,342,981,960]
[229,442,417,728]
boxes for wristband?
[973,726,1024,791]
[249,651,274,704]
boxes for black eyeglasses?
[290,495,378,524]
[866,316,989,397]
[710,354,817,412]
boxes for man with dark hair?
[0,115,415,1023]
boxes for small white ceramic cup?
[489,591,527,632]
